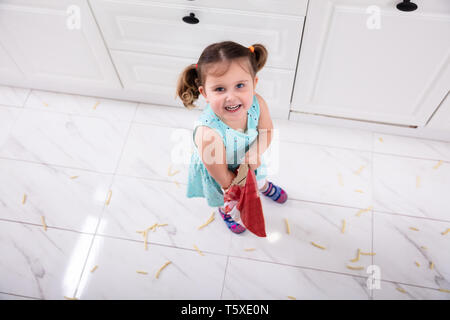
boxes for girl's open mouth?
[225,104,242,112]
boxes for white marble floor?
[0,85,449,300]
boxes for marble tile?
[373,212,450,290]
[0,158,113,234]
[117,123,192,182]
[222,257,371,300]
[373,153,450,221]
[0,220,93,300]
[0,109,131,173]
[97,175,232,256]
[134,103,203,130]
[274,119,373,152]
[0,85,30,107]
[0,293,38,300]
[0,105,22,147]
[77,235,227,299]
[25,90,138,122]
[373,281,450,300]
[273,141,372,208]
[374,133,450,162]
[229,198,373,276]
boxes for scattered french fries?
[287,296,296,300]
[244,248,256,252]
[91,265,98,273]
[430,262,434,270]
[396,287,406,294]
[167,164,180,177]
[350,249,361,262]
[22,194,27,205]
[409,227,419,231]
[136,270,148,275]
[439,288,450,293]
[92,101,100,110]
[441,228,450,236]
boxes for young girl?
[176,41,288,234]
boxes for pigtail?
[250,43,268,73]
[176,64,200,109]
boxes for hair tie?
[195,64,198,69]
[248,45,255,53]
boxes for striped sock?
[261,181,288,204]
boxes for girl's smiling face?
[198,59,258,124]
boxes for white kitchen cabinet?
[427,92,450,131]
[0,41,25,82]
[0,0,121,91]
[89,0,305,118]
[291,0,450,127]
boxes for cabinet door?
[427,92,450,131]
[291,0,450,127]
[0,41,25,82]
[0,0,121,89]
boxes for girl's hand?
[244,152,261,172]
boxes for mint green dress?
[186,95,268,207]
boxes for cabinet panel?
[0,0,121,89]
[291,0,450,126]
[0,42,25,82]
[91,0,304,70]
[111,50,294,118]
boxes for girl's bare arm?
[194,126,236,190]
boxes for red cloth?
[224,167,266,237]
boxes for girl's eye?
[236,83,245,89]
[215,87,224,92]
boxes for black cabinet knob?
[182,13,200,24]
[396,0,418,12]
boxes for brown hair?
[176,41,268,109]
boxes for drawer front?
[91,0,304,70]
[111,50,294,119]
[100,0,308,17]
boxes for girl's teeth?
[225,104,241,111]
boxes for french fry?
[441,228,450,236]
[167,164,180,177]
[379,137,383,143]
[360,251,376,256]
[416,176,420,188]
[338,173,344,186]
[355,189,364,193]
[198,212,215,230]
[421,246,427,250]
[22,194,27,205]
[341,219,346,234]
[155,261,172,279]
[409,227,419,231]
[356,206,373,217]
[92,101,100,110]
[244,248,256,252]
[64,296,78,300]
[41,216,47,232]
[136,270,148,275]
[90,265,98,273]
[346,265,364,271]
[285,218,291,234]
[350,249,361,262]
[287,296,297,300]
[396,287,406,294]
[433,160,443,169]
[311,242,326,250]
[439,288,450,293]
[70,176,78,179]
[193,244,205,256]
[430,262,434,270]
[105,190,112,205]
[415,261,420,267]
[354,166,365,175]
